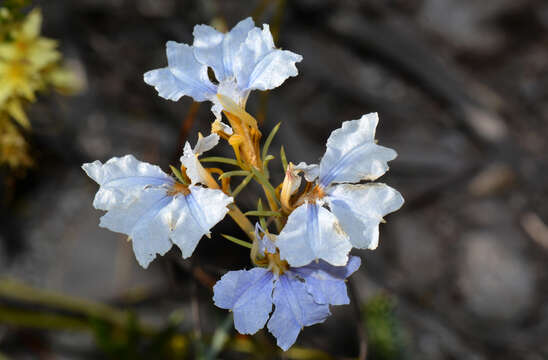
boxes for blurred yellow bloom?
[0,9,61,106]
[0,8,60,69]
[0,117,32,168]
[0,7,82,169]
[5,98,29,128]
[0,60,40,105]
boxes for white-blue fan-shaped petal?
[170,186,233,258]
[267,274,330,351]
[327,183,404,250]
[193,17,255,82]
[292,256,361,306]
[233,25,302,92]
[144,41,216,103]
[213,267,274,335]
[277,202,351,267]
[319,113,397,187]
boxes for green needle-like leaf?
[257,199,268,230]
[263,154,275,167]
[221,234,252,249]
[251,167,281,207]
[244,210,282,217]
[262,122,281,162]
[219,170,251,180]
[280,145,288,171]
[204,314,233,360]
[200,156,240,166]
[262,154,276,179]
[231,173,254,198]
[169,165,187,184]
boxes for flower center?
[167,182,190,196]
[266,252,289,276]
[306,185,325,202]
[15,39,29,55]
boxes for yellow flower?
[0,6,82,170]
[4,97,29,128]
[0,116,32,168]
[0,59,41,104]
[0,8,60,69]
[0,8,64,106]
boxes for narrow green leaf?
[262,122,281,162]
[251,167,281,207]
[231,173,254,198]
[263,154,275,167]
[169,165,187,184]
[200,156,240,166]
[218,170,250,180]
[221,234,252,249]
[204,314,233,360]
[262,154,275,179]
[257,199,267,230]
[285,347,334,360]
[280,145,288,171]
[244,210,282,217]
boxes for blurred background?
[1,0,548,359]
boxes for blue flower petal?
[82,155,174,210]
[319,113,397,187]
[193,17,255,82]
[144,41,216,103]
[213,268,275,335]
[277,202,352,267]
[293,256,361,305]
[327,183,403,250]
[83,155,232,268]
[170,186,232,258]
[83,155,178,268]
[233,25,302,92]
[267,274,330,351]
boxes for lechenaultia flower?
[143,17,302,122]
[213,226,360,350]
[82,134,232,268]
[277,113,404,267]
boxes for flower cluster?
[83,17,403,351]
[214,225,361,350]
[0,6,80,168]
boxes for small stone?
[461,199,513,226]
[394,216,444,289]
[468,162,516,196]
[521,212,548,251]
[458,232,535,321]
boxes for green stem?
[0,278,156,334]
[0,305,91,332]
[227,204,255,241]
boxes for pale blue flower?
[277,113,404,267]
[82,146,232,268]
[213,233,361,350]
[144,17,302,121]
